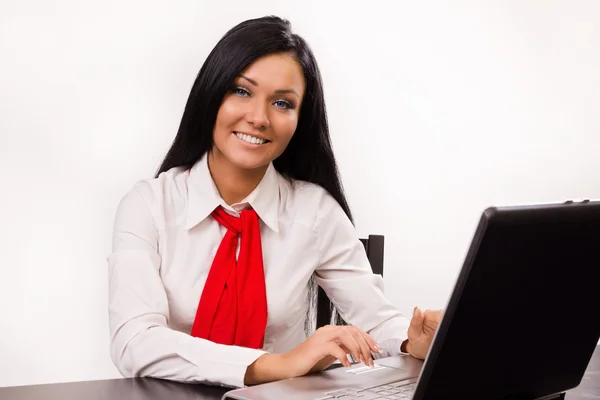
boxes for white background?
[1,0,599,388]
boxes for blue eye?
[274,100,293,109]
[233,87,250,97]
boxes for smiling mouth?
[233,131,270,145]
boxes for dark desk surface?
[2,346,599,400]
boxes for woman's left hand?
[405,307,443,360]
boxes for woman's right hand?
[244,325,382,385]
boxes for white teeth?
[235,132,266,145]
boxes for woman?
[108,15,441,389]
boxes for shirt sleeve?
[107,186,265,388]
[313,191,410,359]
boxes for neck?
[207,150,269,205]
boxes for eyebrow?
[239,75,301,99]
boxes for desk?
[2,346,599,400]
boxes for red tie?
[190,206,268,349]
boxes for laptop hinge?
[502,392,565,400]
[536,393,565,400]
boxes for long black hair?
[157,16,351,333]
[156,15,353,224]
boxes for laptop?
[223,200,600,400]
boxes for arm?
[108,187,265,388]
[313,192,410,358]
[244,353,289,385]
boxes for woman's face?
[211,53,306,171]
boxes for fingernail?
[375,344,383,353]
[413,306,417,316]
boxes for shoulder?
[116,165,189,223]
[278,176,348,231]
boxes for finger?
[322,325,375,365]
[339,328,363,365]
[321,326,361,363]
[348,327,375,367]
[412,306,425,330]
[356,329,382,355]
[327,343,352,367]
[345,326,374,366]
[344,327,371,366]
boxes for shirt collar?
[184,154,280,232]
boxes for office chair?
[315,234,385,329]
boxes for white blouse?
[107,154,410,388]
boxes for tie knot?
[211,206,258,234]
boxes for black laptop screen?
[415,203,600,400]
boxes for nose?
[245,99,270,129]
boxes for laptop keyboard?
[320,379,417,399]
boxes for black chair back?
[315,235,385,329]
